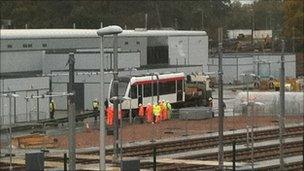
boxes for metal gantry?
[24,91,74,169]
[240,73,256,147]
[1,92,19,171]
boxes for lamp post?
[97,25,123,166]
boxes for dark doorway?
[68,83,84,113]
[138,84,143,106]
[177,80,183,101]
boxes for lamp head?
[97,25,123,36]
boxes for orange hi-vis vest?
[146,104,153,123]
[162,102,168,120]
[139,105,145,117]
[106,106,114,126]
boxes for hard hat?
[94,98,98,101]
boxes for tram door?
[138,84,143,106]
[177,80,183,101]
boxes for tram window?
[118,82,128,97]
[160,81,176,94]
[159,82,165,95]
[153,83,157,96]
[130,85,137,98]
[144,84,152,97]
[177,80,183,91]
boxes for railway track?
[152,141,303,171]
[83,125,303,157]
[1,125,303,171]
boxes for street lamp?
[97,25,123,168]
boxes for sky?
[232,0,255,4]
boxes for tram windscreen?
[110,78,130,98]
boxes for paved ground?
[52,115,303,149]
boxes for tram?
[108,72,185,110]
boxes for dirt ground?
[53,115,303,148]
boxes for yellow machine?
[257,78,302,91]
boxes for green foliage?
[0,0,302,51]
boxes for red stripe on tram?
[132,77,184,85]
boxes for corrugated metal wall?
[208,53,296,84]
[0,77,49,125]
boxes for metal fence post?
[218,27,224,171]
[232,141,236,171]
[279,39,286,171]
[153,145,157,171]
[63,153,68,171]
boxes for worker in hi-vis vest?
[166,101,172,119]
[49,99,55,119]
[92,99,99,121]
[146,103,153,123]
[138,103,145,124]
[106,104,114,126]
[153,102,161,123]
[161,100,168,120]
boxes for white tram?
[108,72,185,110]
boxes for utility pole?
[201,10,204,30]
[8,94,13,171]
[218,27,224,171]
[251,8,255,50]
[67,52,76,170]
[145,13,148,30]
[279,39,285,171]
[292,27,295,53]
[154,2,162,29]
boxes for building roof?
[0,29,207,40]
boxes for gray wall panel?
[1,51,43,73]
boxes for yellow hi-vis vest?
[153,104,161,116]
[49,102,55,112]
[92,101,99,110]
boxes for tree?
[283,0,303,52]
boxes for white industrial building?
[227,29,272,39]
[0,29,208,122]
[0,29,208,75]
